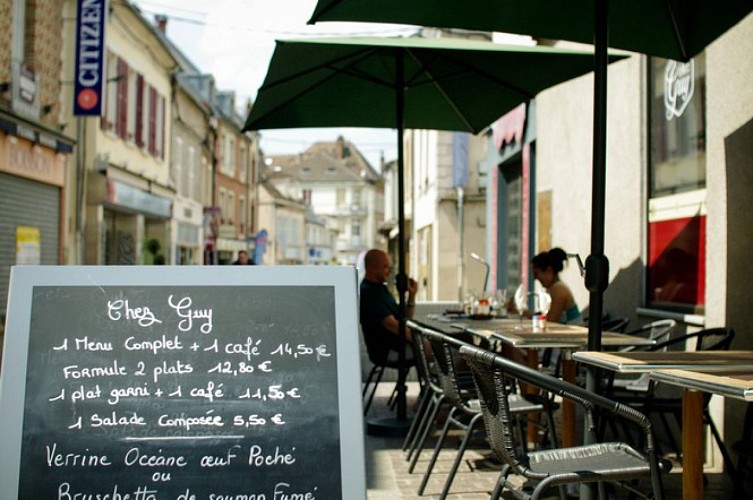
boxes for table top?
[407,316,466,335]
[483,328,656,349]
[573,350,753,373]
[650,369,753,401]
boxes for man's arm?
[381,314,413,341]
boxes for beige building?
[60,0,178,265]
[168,73,213,265]
[403,129,489,302]
[0,0,75,316]
[256,179,307,265]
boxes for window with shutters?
[148,86,157,156]
[156,94,165,159]
[127,70,138,143]
[115,58,128,139]
[135,74,145,148]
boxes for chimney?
[155,15,167,34]
[335,135,345,159]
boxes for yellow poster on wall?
[16,226,41,265]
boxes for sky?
[131,0,418,168]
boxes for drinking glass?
[514,284,527,324]
[492,289,508,317]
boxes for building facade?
[209,92,258,265]
[404,129,489,303]
[487,13,753,470]
[60,0,178,266]
[264,136,383,266]
[0,0,75,317]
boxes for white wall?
[535,52,646,321]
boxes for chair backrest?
[460,347,522,470]
[620,319,676,353]
[651,326,735,353]
[602,317,631,333]
[418,327,473,407]
[408,324,441,391]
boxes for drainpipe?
[457,186,465,304]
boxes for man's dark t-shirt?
[359,279,404,365]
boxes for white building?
[264,136,383,266]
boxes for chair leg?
[363,364,385,416]
[705,409,737,478]
[418,407,457,495]
[362,365,377,397]
[491,466,510,500]
[388,366,412,409]
[403,387,432,452]
[409,396,447,473]
[734,455,750,496]
[437,413,485,500]
[406,394,438,462]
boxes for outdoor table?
[573,350,753,500]
[483,326,656,447]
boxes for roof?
[264,136,382,184]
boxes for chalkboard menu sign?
[0,266,365,500]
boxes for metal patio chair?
[460,343,671,500]
[409,325,551,499]
[636,327,737,477]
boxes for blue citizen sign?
[73,0,107,116]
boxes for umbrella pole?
[366,50,411,437]
[582,0,610,497]
[395,51,408,423]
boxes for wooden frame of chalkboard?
[0,265,366,500]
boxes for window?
[227,191,235,224]
[187,146,196,199]
[173,136,183,194]
[156,94,165,159]
[219,189,226,219]
[135,74,145,147]
[239,144,247,182]
[646,55,707,313]
[239,196,246,232]
[102,51,118,131]
[115,58,129,139]
[148,86,157,155]
[221,133,236,175]
[127,70,138,142]
[202,156,211,204]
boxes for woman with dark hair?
[531,247,581,324]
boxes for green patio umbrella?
[309,0,753,63]
[308,1,753,355]
[242,35,625,430]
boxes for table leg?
[525,349,540,445]
[561,358,576,447]
[682,389,704,500]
